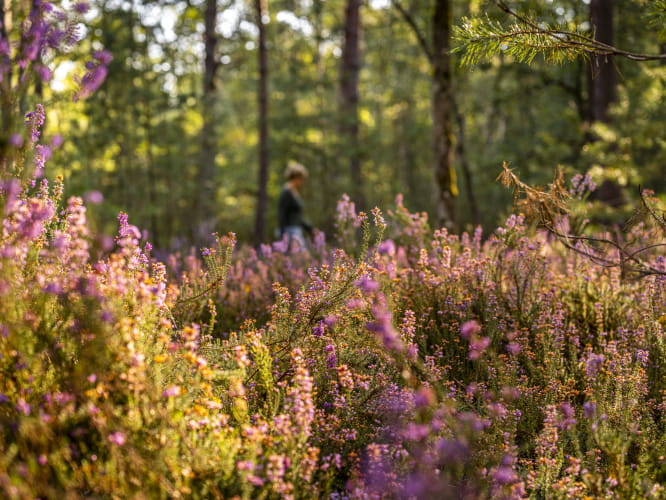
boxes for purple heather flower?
[335,194,357,225]
[0,393,9,403]
[366,304,402,352]
[37,454,48,466]
[403,423,430,441]
[73,2,90,14]
[437,438,470,464]
[377,239,396,256]
[313,229,326,250]
[356,275,380,293]
[493,465,518,485]
[570,173,597,198]
[25,104,45,142]
[325,344,337,369]
[74,63,108,101]
[93,50,112,65]
[413,386,435,409]
[635,349,649,367]
[586,353,605,379]
[583,401,597,419]
[33,144,52,177]
[558,401,577,430]
[312,320,325,337]
[273,238,289,253]
[51,134,64,148]
[34,64,52,81]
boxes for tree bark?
[432,0,456,230]
[589,0,616,123]
[339,0,364,210]
[453,101,479,226]
[196,0,219,244]
[313,0,334,231]
[0,0,12,162]
[253,0,270,244]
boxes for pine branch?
[455,1,666,66]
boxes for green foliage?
[454,15,585,66]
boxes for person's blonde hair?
[285,161,308,180]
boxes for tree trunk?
[339,0,364,210]
[0,0,11,165]
[589,0,616,123]
[196,0,219,244]
[432,0,456,230]
[313,0,334,232]
[253,0,270,245]
[453,101,480,226]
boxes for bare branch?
[392,0,433,64]
[498,165,666,278]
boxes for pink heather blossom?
[84,190,104,204]
[34,64,52,82]
[506,342,523,355]
[366,302,403,353]
[50,134,64,148]
[460,320,481,340]
[377,239,396,256]
[356,275,380,293]
[335,194,357,226]
[25,104,45,142]
[16,398,31,415]
[9,134,24,148]
[107,431,127,446]
[162,385,181,398]
[74,61,109,101]
[469,336,491,360]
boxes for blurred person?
[277,161,313,250]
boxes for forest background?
[14,0,666,249]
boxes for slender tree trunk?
[432,0,456,230]
[313,0,334,232]
[253,0,270,245]
[398,102,418,205]
[339,0,364,210]
[196,0,219,244]
[589,0,616,123]
[453,101,480,226]
[0,0,12,164]
[142,97,160,248]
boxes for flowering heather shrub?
[1,1,111,176]
[5,157,666,498]
[4,21,666,494]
